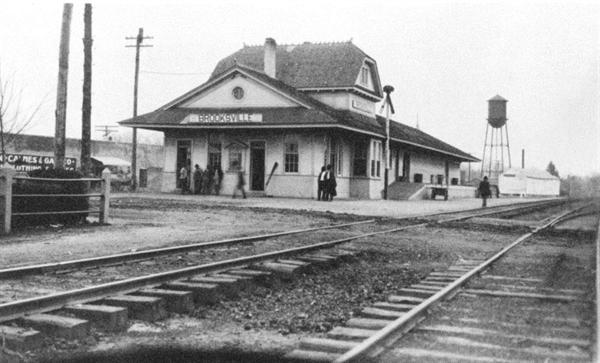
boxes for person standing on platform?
[213,166,223,195]
[193,164,202,194]
[179,162,189,194]
[478,176,491,207]
[326,164,337,201]
[206,165,214,195]
[200,166,210,194]
[317,166,327,201]
[232,161,246,199]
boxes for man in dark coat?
[478,176,491,207]
[193,164,202,194]
[326,164,337,201]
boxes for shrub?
[12,168,90,227]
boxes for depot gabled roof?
[158,64,323,111]
[120,66,477,162]
[210,41,383,99]
[122,64,383,135]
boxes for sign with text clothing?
[0,153,77,172]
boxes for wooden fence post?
[0,168,15,234]
[99,168,111,224]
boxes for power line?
[140,70,209,76]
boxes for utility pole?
[125,28,153,190]
[381,85,395,200]
[54,3,73,170]
[81,3,93,175]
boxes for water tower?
[481,95,512,184]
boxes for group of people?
[193,164,223,195]
[178,163,223,195]
[317,164,337,201]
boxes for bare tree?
[0,66,43,165]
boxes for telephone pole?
[381,85,395,200]
[54,3,73,170]
[125,28,152,190]
[81,3,93,175]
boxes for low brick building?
[1,133,163,188]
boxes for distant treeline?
[560,174,600,197]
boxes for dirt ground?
[0,195,593,362]
[0,198,363,267]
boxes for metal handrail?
[12,210,99,216]
[1,172,111,233]
[12,193,103,198]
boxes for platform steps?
[285,258,485,362]
[0,249,358,353]
[387,181,427,201]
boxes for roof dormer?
[354,59,381,99]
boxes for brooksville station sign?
[180,113,263,124]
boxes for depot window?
[360,66,369,86]
[353,141,368,176]
[284,142,299,173]
[228,148,243,171]
[335,141,343,176]
[370,140,381,177]
[328,138,343,176]
[208,142,222,170]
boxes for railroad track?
[0,198,575,358]
[285,204,595,362]
[0,198,567,280]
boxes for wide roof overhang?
[120,108,478,163]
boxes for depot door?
[250,141,265,191]
[176,140,191,188]
[402,152,410,182]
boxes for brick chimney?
[264,38,277,78]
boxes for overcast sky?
[1,0,598,176]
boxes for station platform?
[113,192,551,219]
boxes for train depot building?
[121,38,478,199]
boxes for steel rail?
[413,197,565,221]
[0,222,429,323]
[335,205,589,362]
[0,199,574,324]
[434,198,567,224]
[0,198,568,280]
[0,198,561,279]
[0,219,375,279]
